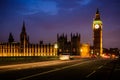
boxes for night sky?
[0,0,120,49]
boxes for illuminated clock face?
[95,24,99,29]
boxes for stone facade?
[0,43,57,57]
[0,22,57,57]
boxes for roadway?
[0,58,120,80]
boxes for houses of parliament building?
[0,22,84,57]
[0,9,103,57]
[0,22,58,57]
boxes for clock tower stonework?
[93,9,103,56]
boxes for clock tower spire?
[92,9,103,57]
[95,8,101,20]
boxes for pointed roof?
[95,8,101,20]
[22,21,26,33]
[8,32,14,43]
[96,8,99,14]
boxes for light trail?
[16,60,93,80]
[0,59,87,72]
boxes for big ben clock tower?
[93,9,103,56]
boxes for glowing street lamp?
[80,49,83,53]
[54,43,58,49]
[54,43,58,56]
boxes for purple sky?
[0,0,120,49]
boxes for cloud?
[77,0,92,5]
[0,0,59,15]
[0,0,120,48]
[24,0,59,15]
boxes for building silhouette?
[57,33,81,55]
[8,32,14,43]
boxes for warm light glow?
[91,50,93,54]
[93,20,102,29]
[80,49,83,52]
[54,43,58,49]
[95,24,99,29]
[101,54,110,58]
[80,44,90,57]
[59,55,70,60]
[0,60,70,71]
[93,20,102,24]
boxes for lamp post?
[54,43,58,56]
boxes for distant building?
[109,48,119,56]
[0,22,57,57]
[57,33,81,55]
[80,43,90,58]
